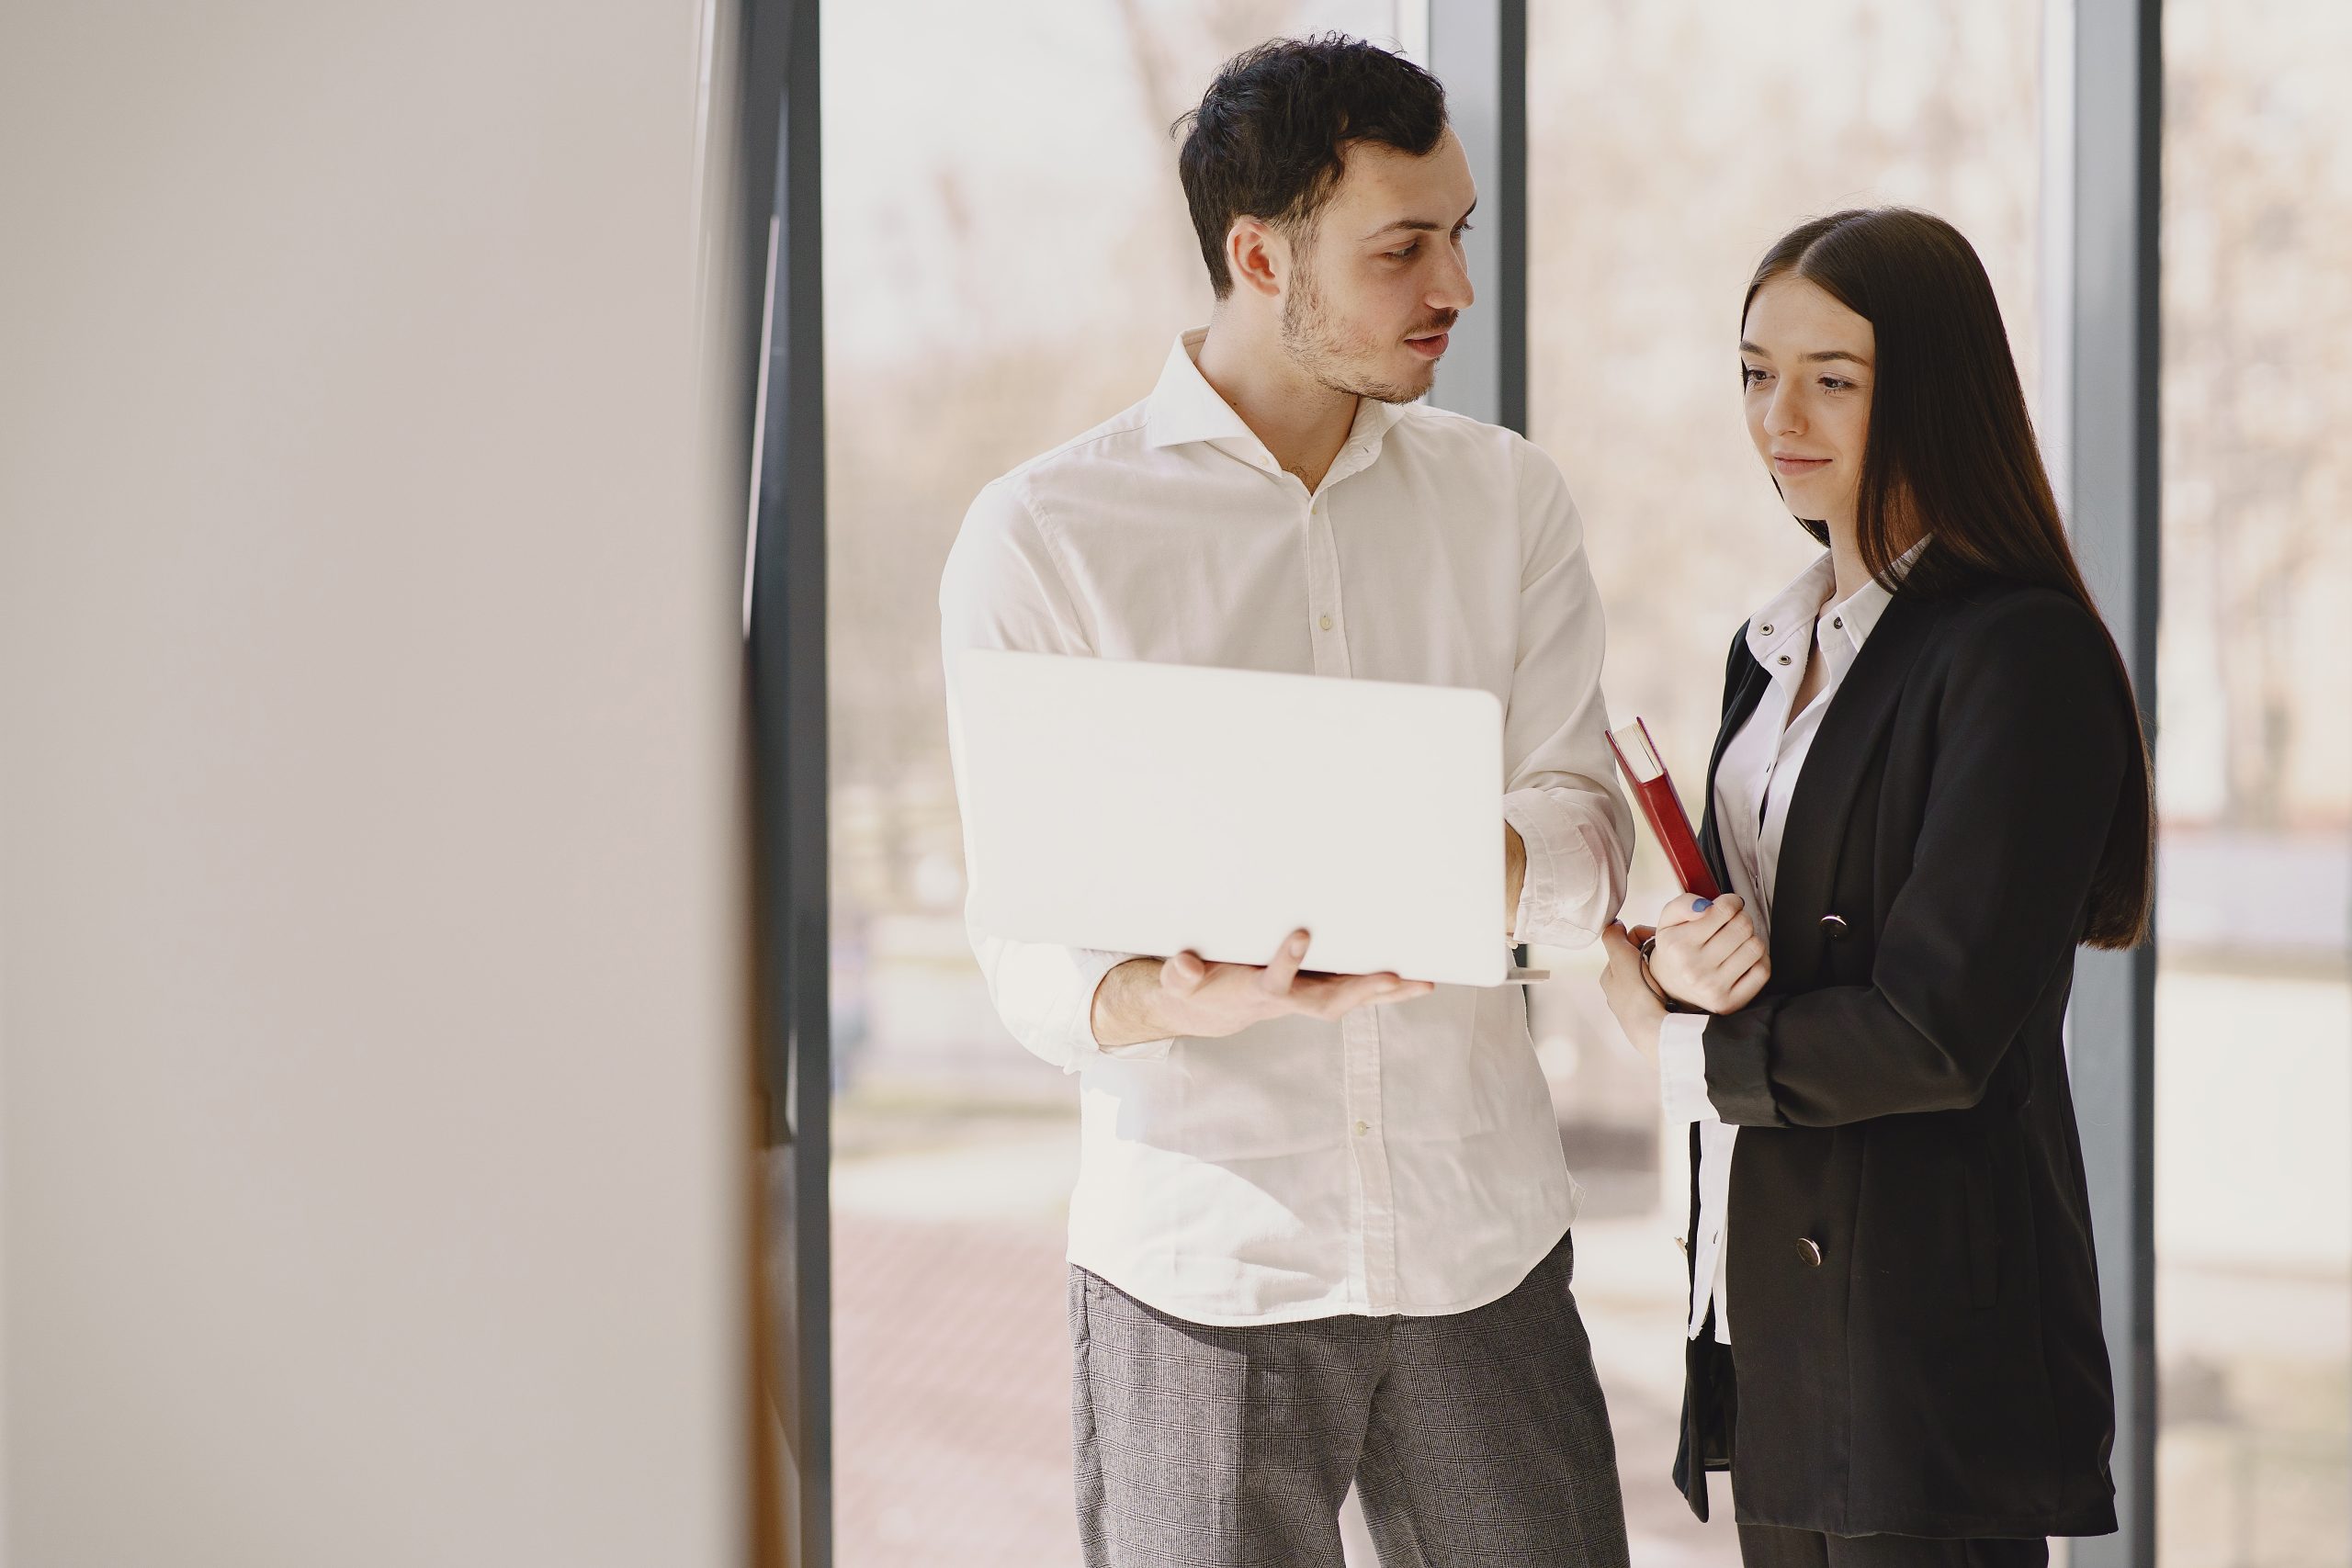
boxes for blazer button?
[1820,913,1850,938]
[1797,1237,1824,1267]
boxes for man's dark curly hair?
[1175,35,1449,299]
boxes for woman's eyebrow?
[1738,341,1872,367]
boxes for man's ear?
[1226,216,1286,301]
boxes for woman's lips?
[1406,332,1449,359]
[1772,455,1831,476]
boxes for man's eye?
[1387,243,1419,260]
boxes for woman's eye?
[1820,376,1852,392]
[1741,366,1770,388]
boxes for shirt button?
[1797,1237,1825,1267]
[1353,1120,1370,1136]
[1318,615,1334,631]
[1833,616,1844,629]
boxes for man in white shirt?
[939,37,1634,1568]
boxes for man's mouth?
[1405,331,1450,359]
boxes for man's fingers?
[1293,970,1421,1019]
[1257,929,1310,996]
[1160,951,1209,997]
[1317,973,1399,1016]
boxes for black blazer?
[1670,577,2130,1539]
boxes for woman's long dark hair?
[1746,207,2153,949]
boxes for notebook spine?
[1629,775,1721,900]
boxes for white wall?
[0,5,750,1563]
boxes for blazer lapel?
[1699,644,1770,897]
[1768,590,1949,986]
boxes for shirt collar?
[1142,327,1409,479]
[1745,539,1927,669]
[1142,329,1256,451]
[1745,553,1839,668]
[1831,537,1927,649]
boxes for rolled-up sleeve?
[939,478,1173,1071]
[1503,440,1635,948]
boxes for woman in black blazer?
[1596,208,2154,1568]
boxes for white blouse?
[1658,547,1910,1343]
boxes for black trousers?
[1736,1524,2050,1568]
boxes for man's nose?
[1429,242,1475,315]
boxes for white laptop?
[952,649,1533,988]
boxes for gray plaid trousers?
[1069,1231,1630,1568]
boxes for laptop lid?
[952,649,1509,988]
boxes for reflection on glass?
[2155,3,2352,1562]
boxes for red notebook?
[1603,717,1721,900]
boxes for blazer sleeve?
[1700,592,2135,1127]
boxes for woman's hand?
[1647,892,1771,1014]
[1599,921,1668,1061]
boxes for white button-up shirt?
[940,329,1634,1326]
[1659,548,1907,1343]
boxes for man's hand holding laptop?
[1088,817,1531,1048]
[1090,929,1437,1049]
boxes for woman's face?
[1740,275,1876,534]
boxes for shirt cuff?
[1502,788,1623,949]
[1059,948,1175,1070]
[1658,1012,1723,1124]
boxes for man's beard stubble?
[1279,254,1449,406]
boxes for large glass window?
[823,6,1403,1562]
[819,4,2351,1562]
[2155,3,2352,1562]
[1524,3,2045,1554]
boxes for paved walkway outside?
[832,1196,1740,1568]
